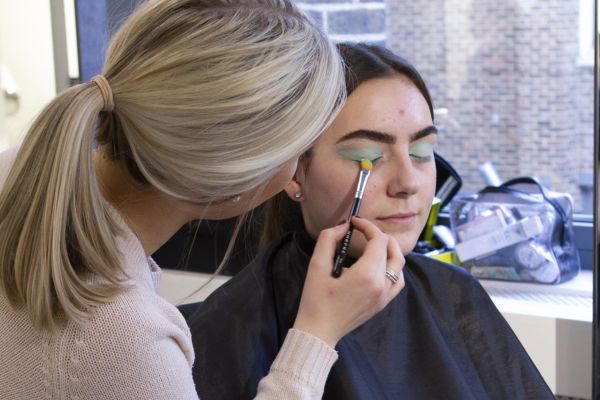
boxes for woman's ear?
[284,166,306,202]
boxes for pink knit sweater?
[0,147,337,399]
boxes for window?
[579,0,595,66]
[300,0,595,218]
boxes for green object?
[423,197,441,242]
[429,250,456,264]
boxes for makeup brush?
[332,158,373,278]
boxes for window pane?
[299,0,595,214]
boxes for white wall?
[0,49,4,137]
[0,0,57,152]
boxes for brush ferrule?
[355,169,371,199]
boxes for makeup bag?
[448,177,580,284]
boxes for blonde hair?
[0,0,345,330]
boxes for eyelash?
[410,154,433,163]
[349,151,433,166]
[354,156,383,166]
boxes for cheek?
[301,166,358,236]
[413,165,437,217]
[359,178,382,203]
[423,167,437,204]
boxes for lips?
[376,212,418,224]
[378,212,417,219]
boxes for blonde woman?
[0,1,404,399]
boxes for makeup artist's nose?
[386,155,419,197]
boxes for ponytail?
[0,0,346,330]
[0,82,124,330]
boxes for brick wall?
[384,0,594,211]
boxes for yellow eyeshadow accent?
[360,158,373,171]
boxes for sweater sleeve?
[254,329,338,400]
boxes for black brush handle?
[332,223,354,278]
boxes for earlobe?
[284,179,303,202]
[284,162,307,202]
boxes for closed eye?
[369,156,383,165]
[336,147,384,164]
[409,142,434,163]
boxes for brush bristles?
[360,158,373,171]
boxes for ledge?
[480,270,593,322]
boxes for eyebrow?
[336,125,438,145]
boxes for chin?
[345,228,420,257]
[395,237,419,255]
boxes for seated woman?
[186,43,553,399]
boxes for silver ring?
[385,269,399,284]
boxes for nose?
[386,153,419,197]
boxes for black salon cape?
[186,231,553,400]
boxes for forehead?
[318,75,432,145]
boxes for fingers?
[350,216,384,242]
[349,217,389,268]
[385,232,404,274]
[351,216,404,270]
[313,218,406,298]
[384,234,405,295]
[297,219,406,346]
[344,218,403,303]
[311,221,350,267]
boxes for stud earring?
[294,192,302,199]
[231,195,241,203]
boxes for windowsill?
[479,270,593,322]
[479,270,593,399]
[160,269,594,319]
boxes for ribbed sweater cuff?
[270,329,338,390]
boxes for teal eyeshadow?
[336,147,383,162]
[409,142,434,158]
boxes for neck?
[94,150,194,256]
